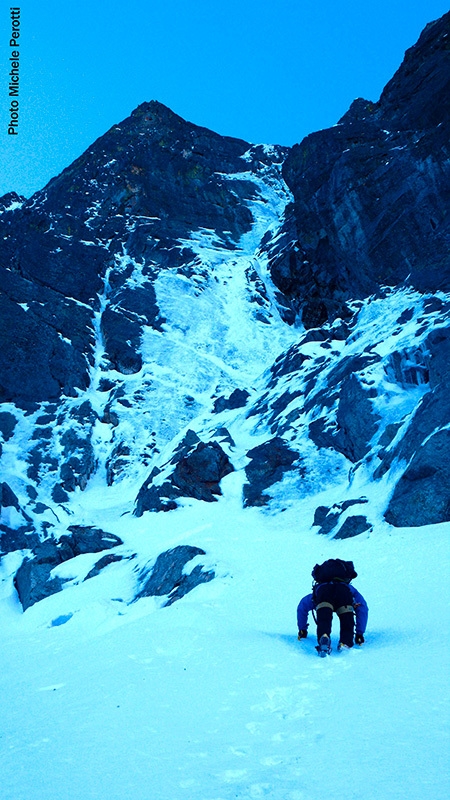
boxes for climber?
[296,559,368,656]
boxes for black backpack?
[311,558,357,585]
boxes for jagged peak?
[313,11,450,135]
[130,99,186,123]
[0,191,26,212]
[128,98,252,149]
[378,9,450,129]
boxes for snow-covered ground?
[1,479,449,800]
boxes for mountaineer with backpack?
[297,559,368,656]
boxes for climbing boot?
[316,634,331,657]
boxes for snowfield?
[1,482,449,800]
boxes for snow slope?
[1,485,449,800]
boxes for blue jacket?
[297,584,368,634]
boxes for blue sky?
[1,0,448,197]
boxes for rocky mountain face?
[1,12,449,612]
[269,13,450,328]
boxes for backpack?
[311,558,357,585]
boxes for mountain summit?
[1,12,450,613]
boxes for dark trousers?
[315,583,354,647]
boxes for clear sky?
[0,0,448,198]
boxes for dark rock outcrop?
[378,326,450,525]
[105,441,132,486]
[0,482,39,555]
[14,558,65,612]
[0,265,94,403]
[0,191,25,211]
[24,401,98,493]
[135,545,214,605]
[384,428,450,527]
[59,433,97,492]
[0,412,17,440]
[84,553,125,581]
[333,515,372,539]
[13,526,123,610]
[1,481,22,513]
[313,505,341,536]
[60,525,123,555]
[171,441,234,500]
[135,438,234,514]
[313,498,369,537]
[0,525,39,556]
[333,376,380,463]
[309,374,380,464]
[213,389,250,413]
[243,437,300,507]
